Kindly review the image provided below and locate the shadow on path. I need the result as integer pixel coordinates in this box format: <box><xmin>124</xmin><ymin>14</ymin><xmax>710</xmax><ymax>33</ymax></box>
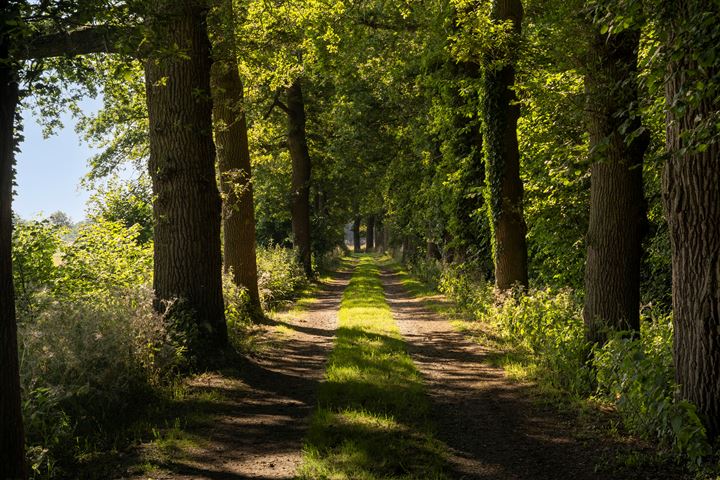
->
<box><xmin>382</xmin><ymin>268</ymin><xmax>686</xmax><ymax>480</ymax></box>
<box><xmin>121</xmin><ymin>269</ymin><xmax>351</xmax><ymax>480</ymax></box>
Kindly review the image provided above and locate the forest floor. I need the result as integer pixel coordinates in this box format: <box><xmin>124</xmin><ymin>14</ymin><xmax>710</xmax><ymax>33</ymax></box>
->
<box><xmin>116</xmin><ymin>255</ymin><xmax>690</xmax><ymax>480</ymax></box>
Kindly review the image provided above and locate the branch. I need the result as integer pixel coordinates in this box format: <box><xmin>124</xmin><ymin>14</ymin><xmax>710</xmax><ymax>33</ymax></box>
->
<box><xmin>264</xmin><ymin>91</ymin><xmax>290</xmax><ymax>119</ymax></box>
<box><xmin>16</xmin><ymin>25</ymin><xmax>139</xmax><ymax>60</ymax></box>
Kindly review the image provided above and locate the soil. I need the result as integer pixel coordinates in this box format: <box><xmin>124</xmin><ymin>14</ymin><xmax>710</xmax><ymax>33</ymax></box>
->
<box><xmin>381</xmin><ymin>267</ymin><xmax>689</xmax><ymax>480</ymax></box>
<box><xmin>120</xmin><ymin>269</ymin><xmax>350</xmax><ymax>480</ymax></box>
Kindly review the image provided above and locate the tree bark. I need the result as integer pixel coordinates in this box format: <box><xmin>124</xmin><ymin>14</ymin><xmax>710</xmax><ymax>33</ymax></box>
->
<box><xmin>209</xmin><ymin>0</ymin><xmax>260</xmax><ymax>310</ymax></box>
<box><xmin>483</xmin><ymin>0</ymin><xmax>528</xmax><ymax>290</ymax></box>
<box><xmin>145</xmin><ymin>0</ymin><xmax>227</xmax><ymax>351</ymax></box>
<box><xmin>286</xmin><ymin>79</ymin><xmax>313</xmax><ymax>276</ymax></box>
<box><xmin>663</xmin><ymin>1</ymin><xmax>720</xmax><ymax>441</ymax></box>
<box><xmin>583</xmin><ymin>28</ymin><xmax>649</xmax><ymax>345</ymax></box>
<box><xmin>366</xmin><ymin>215</ymin><xmax>375</xmax><ymax>252</ymax></box>
<box><xmin>353</xmin><ymin>217</ymin><xmax>361</xmax><ymax>253</ymax></box>
<box><xmin>0</xmin><ymin>3</ymin><xmax>26</xmax><ymax>474</ymax></box>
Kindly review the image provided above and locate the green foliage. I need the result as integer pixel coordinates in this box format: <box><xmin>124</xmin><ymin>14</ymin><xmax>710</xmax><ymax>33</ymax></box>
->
<box><xmin>256</xmin><ymin>244</ymin><xmax>309</xmax><ymax>309</ymax></box>
<box><xmin>19</xmin><ymin>287</ymin><xmax>187</xmax><ymax>479</ymax></box>
<box><xmin>594</xmin><ymin>316</ymin><xmax>712</xmax><ymax>464</ymax></box>
<box><xmin>11</xmin><ymin>219</ymin><xmax>62</xmax><ymax>316</ymax></box>
<box><xmin>86</xmin><ymin>174</ymin><xmax>154</xmax><ymax>244</ymax></box>
<box><xmin>54</xmin><ymin>219</ymin><xmax>152</xmax><ymax>300</ymax></box>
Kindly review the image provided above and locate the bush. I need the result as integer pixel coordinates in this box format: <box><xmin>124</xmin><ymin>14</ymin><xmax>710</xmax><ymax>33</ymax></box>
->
<box><xmin>19</xmin><ymin>287</ymin><xmax>186</xmax><ymax>478</ymax></box>
<box><xmin>256</xmin><ymin>244</ymin><xmax>308</xmax><ymax>309</ymax></box>
<box><xmin>594</xmin><ymin>314</ymin><xmax>711</xmax><ymax>464</ymax></box>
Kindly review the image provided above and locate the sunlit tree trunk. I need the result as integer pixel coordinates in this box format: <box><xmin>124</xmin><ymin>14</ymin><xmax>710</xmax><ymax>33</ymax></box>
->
<box><xmin>145</xmin><ymin>0</ymin><xmax>227</xmax><ymax>350</ymax></box>
<box><xmin>662</xmin><ymin>0</ymin><xmax>720</xmax><ymax>441</ymax></box>
<box><xmin>583</xmin><ymin>27</ymin><xmax>648</xmax><ymax>345</ymax></box>
<box><xmin>483</xmin><ymin>0</ymin><xmax>528</xmax><ymax>290</ymax></box>
<box><xmin>287</xmin><ymin>80</ymin><xmax>313</xmax><ymax>276</ymax></box>
<box><xmin>210</xmin><ymin>0</ymin><xmax>260</xmax><ymax>310</ymax></box>
<box><xmin>0</xmin><ymin>3</ymin><xmax>26</xmax><ymax>474</ymax></box>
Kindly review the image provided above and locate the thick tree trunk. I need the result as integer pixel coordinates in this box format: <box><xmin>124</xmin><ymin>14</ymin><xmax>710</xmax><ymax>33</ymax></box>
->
<box><xmin>353</xmin><ymin>217</ymin><xmax>361</xmax><ymax>253</ymax></box>
<box><xmin>366</xmin><ymin>215</ymin><xmax>375</xmax><ymax>252</ymax></box>
<box><xmin>483</xmin><ymin>0</ymin><xmax>528</xmax><ymax>290</ymax></box>
<box><xmin>286</xmin><ymin>80</ymin><xmax>313</xmax><ymax>276</ymax></box>
<box><xmin>0</xmin><ymin>6</ymin><xmax>26</xmax><ymax>474</ymax></box>
<box><xmin>145</xmin><ymin>0</ymin><xmax>227</xmax><ymax>350</ymax></box>
<box><xmin>583</xmin><ymin>28</ymin><xmax>649</xmax><ymax>345</ymax></box>
<box><xmin>663</xmin><ymin>1</ymin><xmax>720</xmax><ymax>440</ymax></box>
<box><xmin>209</xmin><ymin>0</ymin><xmax>260</xmax><ymax>310</ymax></box>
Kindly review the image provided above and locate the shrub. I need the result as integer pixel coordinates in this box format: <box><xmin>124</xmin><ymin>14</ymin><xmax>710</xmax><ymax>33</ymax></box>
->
<box><xmin>19</xmin><ymin>287</ymin><xmax>186</xmax><ymax>478</ymax></box>
<box><xmin>594</xmin><ymin>314</ymin><xmax>711</xmax><ymax>464</ymax></box>
<box><xmin>11</xmin><ymin>219</ymin><xmax>63</xmax><ymax>317</ymax></box>
<box><xmin>54</xmin><ymin>219</ymin><xmax>152</xmax><ymax>300</ymax></box>
<box><xmin>256</xmin><ymin>244</ymin><xmax>308</xmax><ymax>309</ymax></box>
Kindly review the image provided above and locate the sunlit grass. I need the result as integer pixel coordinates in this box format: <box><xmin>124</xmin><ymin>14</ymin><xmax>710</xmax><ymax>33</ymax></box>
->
<box><xmin>298</xmin><ymin>255</ymin><xmax>449</xmax><ymax>479</ymax></box>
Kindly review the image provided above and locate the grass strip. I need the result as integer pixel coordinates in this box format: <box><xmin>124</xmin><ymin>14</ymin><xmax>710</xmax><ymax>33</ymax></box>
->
<box><xmin>298</xmin><ymin>255</ymin><xmax>449</xmax><ymax>480</ymax></box>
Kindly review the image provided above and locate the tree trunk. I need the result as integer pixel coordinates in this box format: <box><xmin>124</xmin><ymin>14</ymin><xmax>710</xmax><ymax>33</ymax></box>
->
<box><xmin>353</xmin><ymin>217</ymin><xmax>361</xmax><ymax>253</ymax></box>
<box><xmin>366</xmin><ymin>215</ymin><xmax>375</xmax><ymax>252</ymax></box>
<box><xmin>483</xmin><ymin>0</ymin><xmax>528</xmax><ymax>290</ymax></box>
<box><xmin>663</xmin><ymin>1</ymin><xmax>720</xmax><ymax>441</ymax></box>
<box><xmin>209</xmin><ymin>0</ymin><xmax>260</xmax><ymax>310</ymax></box>
<box><xmin>583</xmin><ymin>28</ymin><xmax>649</xmax><ymax>345</ymax></box>
<box><xmin>145</xmin><ymin>0</ymin><xmax>227</xmax><ymax>351</ymax></box>
<box><xmin>0</xmin><ymin>5</ymin><xmax>26</xmax><ymax>474</ymax></box>
<box><xmin>286</xmin><ymin>79</ymin><xmax>313</xmax><ymax>276</ymax></box>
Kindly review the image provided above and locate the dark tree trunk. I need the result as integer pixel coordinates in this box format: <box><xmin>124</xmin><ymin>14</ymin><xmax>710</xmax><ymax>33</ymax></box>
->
<box><xmin>209</xmin><ymin>0</ymin><xmax>260</xmax><ymax>310</ymax></box>
<box><xmin>145</xmin><ymin>0</ymin><xmax>227</xmax><ymax>350</ymax></box>
<box><xmin>583</xmin><ymin>28</ymin><xmax>649</xmax><ymax>345</ymax></box>
<box><xmin>0</xmin><ymin>5</ymin><xmax>26</xmax><ymax>474</ymax></box>
<box><xmin>483</xmin><ymin>0</ymin><xmax>528</xmax><ymax>290</ymax></box>
<box><xmin>366</xmin><ymin>215</ymin><xmax>375</xmax><ymax>252</ymax></box>
<box><xmin>286</xmin><ymin>79</ymin><xmax>313</xmax><ymax>276</ymax></box>
<box><xmin>353</xmin><ymin>217</ymin><xmax>361</xmax><ymax>253</ymax></box>
<box><xmin>663</xmin><ymin>1</ymin><xmax>720</xmax><ymax>441</ymax></box>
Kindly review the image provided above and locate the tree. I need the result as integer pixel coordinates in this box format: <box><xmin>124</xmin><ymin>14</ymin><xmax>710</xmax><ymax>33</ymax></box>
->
<box><xmin>48</xmin><ymin>210</ymin><xmax>73</xmax><ymax>228</ymax></box>
<box><xmin>661</xmin><ymin>0</ymin><xmax>720</xmax><ymax>440</ymax></box>
<box><xmin>353</xmin><ymin>217</ymin><xmax>361</xmax><ymax>253</ymax></box>
<box><xmin>286</xmin><ymin>79</ymin><xmax>313</xmax><ymax>276</ymax></box>
<box><xmin>366</xmin><ymin>215</ymin><xmax>375</xmax><ymax>252</ymax></box>
<box><xmin>0</xmin><ymin>1</ymin><xmax>26</xmax><ymax>477</ymax></box>
<box><xmin>209</xmin><ymin>0</ymin><xmax>261</xmax><ymax>309</ymax></box>
<box><xmin>582</xmin><ymin>12</ymin><xmax>649</xmax><ymax>345</ymax></box>
<box><xmin>144</xmin><ymin>0</ymin><xmax>227</xmax><ymax>350</ymax></box>
<box><xmin>481</xmin><ymin>0</ymin><xmax>528</xmax><ymax>290</ymax></box>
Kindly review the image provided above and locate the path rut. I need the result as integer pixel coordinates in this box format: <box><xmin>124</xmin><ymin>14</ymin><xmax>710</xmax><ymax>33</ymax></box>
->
<box><xmin>124</xmin><ymin>270</ymin><xmax>349</xmax><ymax>480</ymax></box>
<box><xmin>382</xmin><ymin>268</ymin><xmax>685</xmax><ymax>480</ymax></box>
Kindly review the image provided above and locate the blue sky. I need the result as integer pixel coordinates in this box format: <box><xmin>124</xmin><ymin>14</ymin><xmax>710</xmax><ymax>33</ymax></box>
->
<box><xmin>14</xmin><ymin>98</ymin><xmax>101</xmax><ymax>222</ymax></box>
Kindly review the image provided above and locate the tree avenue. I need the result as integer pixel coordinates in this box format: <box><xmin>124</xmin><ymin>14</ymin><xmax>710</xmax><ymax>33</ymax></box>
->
<box><xmin>1</xmin><ymin>0</ymin><xmax>720</xmax><ymax>476</ymax></box>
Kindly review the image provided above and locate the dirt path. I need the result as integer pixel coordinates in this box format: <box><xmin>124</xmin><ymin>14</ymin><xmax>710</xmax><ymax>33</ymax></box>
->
<box><xmin>381</xmin><ymin>268</ymin><xmax>685</xmax><ymax>480</ymax></box>
<box><xmin>125</xmin><ymin>270</ymin><xmax>349</xmax><ymax>480</ymax></box>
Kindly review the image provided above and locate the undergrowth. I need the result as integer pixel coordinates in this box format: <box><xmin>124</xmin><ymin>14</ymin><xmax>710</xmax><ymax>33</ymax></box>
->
<box><xmin>299</xmin><ymin>255</ymin><xmax>449</xmax><ymax>479</ymax></box>
<box><xmin>13</xmin><ymin>219</ymin><xmax>310</xmax><ymax>479</ymax></box>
